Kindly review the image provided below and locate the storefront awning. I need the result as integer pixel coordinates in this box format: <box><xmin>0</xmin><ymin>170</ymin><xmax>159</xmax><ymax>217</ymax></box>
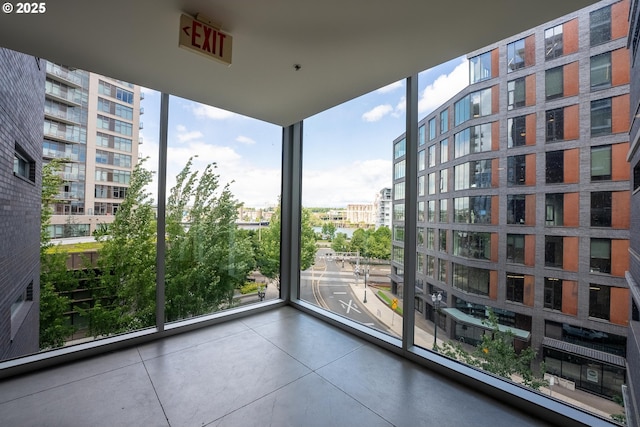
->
<box><xmin>442</xmin><ymin>308</ymin><xmax>531</xmax><ymax>341</ymax></box>
<box><xmin>542</xmin><ymin>337</ymin><xmax>626</xmax><ymax>368</ymax></box>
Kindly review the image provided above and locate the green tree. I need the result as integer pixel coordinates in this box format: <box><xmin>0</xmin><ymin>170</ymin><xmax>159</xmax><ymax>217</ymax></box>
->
<box><xmin>165</xmin><ymin>158</ymin><xmax>256</xmax><ymax>320</ymax></box>
<box><xmin>368</xmin><ymin>226</ymin><xmax>391</xmax><ymax>260</ymax></box>
<box><xmin>258</xmin><ymin>204</ymin><xmax>317</xmax><ymax>285</ymax></box>
<box><xmin>331</xmin><ymin>232</ymin><xmax>348</xmax><ymax>253</ymax></box>
<box><xmin>39</xmin><ymin>159</ymin><xmax>77</xmax><ymax>349</ymax></box>
<box><xmin>321</xmin><ymin>222</ymin><xmax>336</xmax><ymax>240</ymax></box>
<box><xmin>348</xmin><ymin>228</ymin><xmax>367</xmax><ymax>256</ymax></box>
<box><xmin>89</xmin><ymin>159</ymin><xmax>156</xmax><ymax>335</ymax></box>
<box><xmin>437</xmin><ymin>310</ymin><xmax>546</xmax><ymax>390</ymax></box>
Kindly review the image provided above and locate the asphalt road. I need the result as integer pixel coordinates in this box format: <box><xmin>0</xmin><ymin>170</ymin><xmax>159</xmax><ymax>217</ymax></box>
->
<box><xmin>300</xmin><ymin>248</ymin><xmax>389</xmax><ymax>332</ymax></box>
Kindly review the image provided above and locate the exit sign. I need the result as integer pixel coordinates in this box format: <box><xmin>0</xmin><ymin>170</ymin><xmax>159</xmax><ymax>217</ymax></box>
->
<box><xmin>179</xmin><ymin>14</ymin><xmax>232</xmax><ymax>65</ymax></box>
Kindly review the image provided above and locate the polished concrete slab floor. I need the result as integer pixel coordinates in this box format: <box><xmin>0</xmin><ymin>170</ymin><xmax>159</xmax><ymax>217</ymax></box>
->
<box><xmin>0</xmin><ymin>307</ymin><xmax>552</xmax><ymax>427</ymax></box>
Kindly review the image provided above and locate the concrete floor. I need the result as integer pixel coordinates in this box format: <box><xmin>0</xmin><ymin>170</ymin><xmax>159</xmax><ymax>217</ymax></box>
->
<box><xmin>0</xmin><ymin>307</ymin><xmax>575</xmax><ymax>427</ymax></box>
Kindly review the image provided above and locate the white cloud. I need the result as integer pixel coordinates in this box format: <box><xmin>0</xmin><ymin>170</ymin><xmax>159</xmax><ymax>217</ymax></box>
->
<box><xmin>191</xmin><ymin>103</ymin><xmax>238</xmax><ymax>120</ymax></box>
<box><xmin>302</xmin><ymin>159</ymin><xmax>391</xmax><ymax>207</ymax></box>
<box><xmin>376</xmin><ymin>81</ymin><xmax>403</xmax><ymax>94</ymax></box>
<box><xmin>418</xmin><ymin>58</ymin><xmax>469</xmax><ymax>116</ymax></box>
<box><xmin>236</xmin><ymin>135</ymin><xmax>256</xmax><ymax>145</ymax></box>
<box><xmin>362</xmin><ymin>104</ymin><xmax>393</xmax><ymax>122</ymax></box>
<box><xmin>176</xmin><ymin>129</ymin><xmax>204</xmax><ymax>143</ymax></box>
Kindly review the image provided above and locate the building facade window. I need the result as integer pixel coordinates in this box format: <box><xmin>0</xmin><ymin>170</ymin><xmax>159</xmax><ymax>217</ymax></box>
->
<box><xmin>590</xmin><ymin>5</ymin><xmax>611</xmax><ymax>47</ymax></box>
<box><xmin>453</xmin><ymin>231</ymin><xmax>491</xmax><ymax>260</ymax></box>
<box><xmin>454</xmin><ymin>88</ymin><xmax>492</xmax><ymax>126</ymax></box>
<box><xmin>546</xmin><ymin>108</ymin><xmax>564</xmax><ymax>142</ymax></box>
<box><xmin>507</xmin><ymin>155</ymin><xmax>526</xmax><ymax>186</ymax></box>
<box><xmin>507</xmin><ymin>38</ymin><xmax>525</xmax><ymax>72</ymax></box>
<box><xmin>454</xmin><ymin>160</ymin><xmax>493</xmax><ymax>190</ymax></box>
<box><xmin>470</xmin><ymin>51</ymin><xmax>492</xmax><ymax>83</ymax></box>
<box><xmin>393</xmin><ymin>204</ymin><xmax>404</xmax><ymax>221</ymax></box>
<box><xmin>440</xmin><ymin>199</ymin><xmax>448</xmax><ymax>222</ymax></box>
<box><xmin>507</xmin><ymin>194</ymin><xmax>526</xmax><ymax>224</ymax></box>
<box><xmin>428</xmin><ymin>173</ymin><xmax>436</xmax><ymax>195</ymax></box>
<box><xmin>546</xmin><ymin>151</ymin><xmax>564</xmax><ymax>184</ymax></box>
<box><xmin>419</xmin><ymin>125</ymin><xmax>425</xmax><ymax>146</ymax></box>
<box><xmin>545</xmin><ymin>236</ymin><xmax>563</xmax><ymax>268</ymax></box>
<box><xmin>591</xmin><ymin>145</ymin><xmax>612</xmax><ymax>181</ymax></box>
<box><xmin>589</xmin><ymin>285</ymin><xmax>610</xmax><ymax>320</ymax></box>
<box><xmin>440</xmin><ymin>139</ymin><xmax>448</xmax><ymax>163</ymax></box>
<box><xmin>507</xmin><ymin>78</ymin><xmax>525</xmax><ymax>110</ymax></box>
<box><xmin>394</xmin><ymin>160</ymin><xmax>405</xmax><ymax>179</ymax></box>
<box><xmin>419</xmin><ymin>150</ymin><xmax>425</xmax><ymax>171</ymax></box>
<box><xmin>429</xmin><ymin>118</ymin><xmax>436</xmax><ymax>141</ymax></box>
<box><xmin>508</xmin><ymin>116</ymin><xmax>527</xmax><ymax>147</ymax></box>
<box><xmin>545</xmin><ymin>193</ymin><xmax>564</xmax><ymax>226</ymax></box>
<box><xmin>590</xmin><ymin>98</ymin><xmax>612</xmax><ymax>136</ymax></box>
<box><xmin>393</xmin><ymin>182</ymin><xmax>405</xmax><ymax>200</ymax></box>
<box><xmin>418</xmin><ymin>201</ymin><xmax>425</xmax><ymax>222</ymax></box>
<box><xmin>452</xmin><ymin>264</ymin><xmax>490</xmax><ymax>296</ymax></box>
<box><xmin>394</xmin><ymin>138</ymin><xmax>406</xmax><ymax>159</ymax></box>
<box><xmin>454</xmin><ymin>124</ymin><xmax>492</xmax><ymax>158</ymax></box>
<box><xmin>506</xmin><ymin>273</ymin><xmax>524</xmax><ymax>303</ymax></box>
<box><xmin>440</xmin><ymin>109</ymin><xmax>449</xmax><ymax>134</ymax></box>
<box><xmin>545</xmin><ymin>24</ymin><xmax>564</xmax><ymax>59</ymax></box>
<box><xmin>591</xmin><ymin>191</ymin><xmax>612</xmax><ymax>227</ymax></box>
<box><xmin>427</xmin><ymin>200</ymin><xmax>435</xmax><ymax>222</ymax></box>
<box><xmin>545</xmin><ymin>66</ymin><xmax>563</xmax><ymax>100</ymax></box>
<box><xmin>544</xmin><ymin>278</ymin><xmax>563</xmax><ymax>310</ymax></box>
<box><xmin>454</xmin><ymin>196</ymin><xmax>491</xmax><ymax>224</ymax></box>
<box><xmin>13</xmin><ymin>144</ymin><xmax>35</xmax><ymax>183</ymax></box>
<box><xmin>590</xmin><ymin>238</ymin><xmax>611</xmax><ymax>274</ymax></box>
<box><xmin>418</xmin><ymin>175</ymin><xmax>425</xmax><ymax>197</ymax></box>
<box><xmin>428</xmin><ymin>144</ymin><xmax>436</xmax><ymax>167</ymax></box>
<box><xmin>440</xmin><ymin>169</ymin><xmax>448</xmax><ymax>193</ymax></box>
<box><xmin>590</xmin><ymin>52</ymin><xmax>611</xmax><ymax>90</ymax></box>
<box><xmin>506</xmin><ymin>234</ymin><xmax>525</xmax><ymax>264</ymax></box>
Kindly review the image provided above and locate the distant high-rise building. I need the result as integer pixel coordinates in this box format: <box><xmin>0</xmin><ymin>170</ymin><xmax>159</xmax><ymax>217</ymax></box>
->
<box><xmin>374</xmin><ymin>187</ymin><xmax>392</xmax><ymax>229</ymax></box>
<box><xmin>43</xmin><ymin>64</ymin><xmax>142</xmax><ymax>237</ymax></box>
<box><xmin>0</xmin><ymin>48</ymin><xmax>46</xmax><ymax>359</ymax></box>
<box><xmin>392</xmin><ymin>0</ymin><xmax>630</xmax><ymax>401</ymax></box>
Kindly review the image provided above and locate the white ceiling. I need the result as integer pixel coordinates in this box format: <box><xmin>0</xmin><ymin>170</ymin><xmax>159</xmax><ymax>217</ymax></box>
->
<box><xmin>0</xmin><ymin>0</ymin><xmax>596</xmax><ymax>126</ymax></box>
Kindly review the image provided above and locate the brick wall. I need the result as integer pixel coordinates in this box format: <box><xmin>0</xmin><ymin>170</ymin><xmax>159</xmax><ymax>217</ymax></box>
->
<box><xmin>0</xmin><ymin>48</ymin><xmax>46</xmax><ymax>359</ymax></box>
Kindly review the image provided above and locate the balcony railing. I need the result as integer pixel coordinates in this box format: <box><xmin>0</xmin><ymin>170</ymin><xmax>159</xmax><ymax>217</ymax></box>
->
<box><xmin>45</xmin><ymin>62</ymin><xmax>83</xmax><ymax>87</ymax></box>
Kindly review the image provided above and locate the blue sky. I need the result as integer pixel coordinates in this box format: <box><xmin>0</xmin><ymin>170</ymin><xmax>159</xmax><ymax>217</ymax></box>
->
<box><xmin>139</xmin><ymin>56</ymin><xmax>469</xmax><ymax>208</ymax></box>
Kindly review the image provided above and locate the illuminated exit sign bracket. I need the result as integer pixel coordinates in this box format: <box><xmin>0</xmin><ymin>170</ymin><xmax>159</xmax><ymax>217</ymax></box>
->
<box><xmin>179</xmin><ymin>13</ymin><xmax>233</xmax><ymax>66</ymax></box>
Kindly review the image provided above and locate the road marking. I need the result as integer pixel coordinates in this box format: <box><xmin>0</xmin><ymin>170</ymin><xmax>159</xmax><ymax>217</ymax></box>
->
<box><xmin>339</xmin><ymin>299</ymin><xmax>361</xmax><ymax>314</ymax></box>
<box><xmin>363</xmin><ymin>323</ymin><xmax>375</xmax><ymax>326</ymax></box>
<box><xmin>333</xmin><ymin>292</ymin><xmax>347</xmax><ymax>295</ymax></box>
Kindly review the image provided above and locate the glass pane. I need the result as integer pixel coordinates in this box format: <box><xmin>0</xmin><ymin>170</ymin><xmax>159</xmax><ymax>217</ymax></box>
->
<box><xmin>162</xmin><ymin>95</ymin><xmax>282</xmax><ymax>322</ymax></box>
<box><xmin>301</xmin><ymin>79</ymin><xmax>405</xmax><ymax>338</ymax></box>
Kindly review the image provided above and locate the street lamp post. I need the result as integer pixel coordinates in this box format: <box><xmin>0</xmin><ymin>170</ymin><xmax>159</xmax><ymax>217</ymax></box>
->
<box><xmin>431</xmin><ymin>292</ymin><xmax>442</xmax><ymax>349</ymax></box>
<box><xmin>363</xmin><ymin>262</ymin><xmax>369</xmax><ymax>303</ymax></box>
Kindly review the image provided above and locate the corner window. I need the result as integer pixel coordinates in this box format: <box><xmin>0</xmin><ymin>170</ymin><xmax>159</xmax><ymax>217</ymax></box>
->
<box><xmin>470</xmin><ymin>51</ymin><xmax>492</xmax><ymax>84</ymax></box>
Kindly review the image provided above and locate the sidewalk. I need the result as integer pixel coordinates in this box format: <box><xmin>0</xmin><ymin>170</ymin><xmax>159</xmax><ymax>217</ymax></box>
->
<box><xmin>346</xmin><ymin>275</ymin><xmax>624</xmax><ymax>420</ymax></box>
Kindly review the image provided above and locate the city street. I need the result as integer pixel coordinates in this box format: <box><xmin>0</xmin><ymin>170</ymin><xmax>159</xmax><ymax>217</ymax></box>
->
<box><xmin>300</xmin><ymin>248</ymin><xmax>390</xmax><ymax>333</ymax></box>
